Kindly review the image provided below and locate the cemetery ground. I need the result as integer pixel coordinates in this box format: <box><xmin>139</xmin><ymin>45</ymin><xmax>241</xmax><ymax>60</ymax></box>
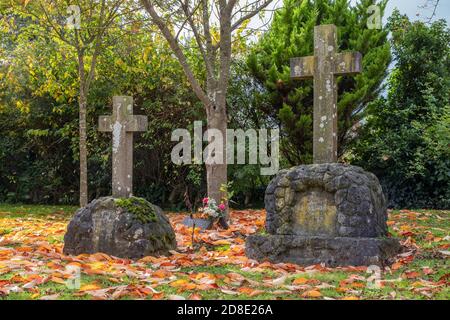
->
<box><xmin>0</xmin><ymin>205</ymin><xmax>448</xmax><ymax>300</ymax></box>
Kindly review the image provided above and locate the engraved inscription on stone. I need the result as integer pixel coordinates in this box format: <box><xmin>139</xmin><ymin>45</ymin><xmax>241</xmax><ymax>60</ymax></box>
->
<box><xmin>293</xmin><ymin>189</ymin><xmax>337</xmax><ymax>236</ymax></box>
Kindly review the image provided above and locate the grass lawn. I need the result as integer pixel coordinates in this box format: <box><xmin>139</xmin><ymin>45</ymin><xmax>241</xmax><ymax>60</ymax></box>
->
<box><xmin>0</xmin><ymin>204</ymin><xmax>448</xmax><ymax>300</ymax></box>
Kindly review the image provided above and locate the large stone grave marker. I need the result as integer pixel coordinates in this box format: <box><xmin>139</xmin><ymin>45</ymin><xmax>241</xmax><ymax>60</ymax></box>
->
<box><xmin>245</xmin><ymin>26</ymin><xmax>400</xmax><ymax>266</ymax></box>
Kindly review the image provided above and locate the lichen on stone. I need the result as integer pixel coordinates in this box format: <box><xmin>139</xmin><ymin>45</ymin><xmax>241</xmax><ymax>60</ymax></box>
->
<box><xmin>115</xmin><ymin>197</ymin><xmax>157</xmax><ymax>223</ymax></box>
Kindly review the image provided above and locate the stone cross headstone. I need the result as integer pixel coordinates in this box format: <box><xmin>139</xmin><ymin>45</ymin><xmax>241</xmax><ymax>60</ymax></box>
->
<box><xmin>245</xmin><ymin>25</ymin><xmax>400</xmax><ymax>267</ymax></box>
<box><xmin>290</xmin><ymin>24</ymin><xmax>362</xmax><ymax>164</ymax></box>
<box><xmin>99</xmin><ymin>96</ymin><xmax>148</xmax><ymax>198</ymax></box>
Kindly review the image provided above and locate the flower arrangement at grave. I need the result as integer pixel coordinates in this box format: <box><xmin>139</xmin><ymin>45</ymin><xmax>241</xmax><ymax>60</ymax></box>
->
<box><xmin>183</xmin><ymin>183</ymin><xmax>232</xmax><ymax>234</ymax></box>
<box><xmin>198</xmin><ymin>197</ymin><xmax>227</xmax><ymax>221</ymax></box>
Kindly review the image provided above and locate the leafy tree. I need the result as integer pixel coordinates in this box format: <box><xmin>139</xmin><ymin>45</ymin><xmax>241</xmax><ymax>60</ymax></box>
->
<box><xmin>9</xmin><ymin>0</ymin><xmax>126</xmax><ymax>206</ymax></box>
<box><xmin>351</xmin><ymin>11</ymin><xmax>450</xmax><ymax>208</ymax></box>
<box><xmin>0</xmin><ymin>8</ymin><xmax>205</xmax><ymax>206</ymax></box>
<box><xmin>139</xmin><ymin>0</ymin><xmax>274</xmax><ymax>215</ymax></box>
<box><xmin>247</xmin><ymin>0</ymin><xmax>391</xmax><ymax>165</ymax></box>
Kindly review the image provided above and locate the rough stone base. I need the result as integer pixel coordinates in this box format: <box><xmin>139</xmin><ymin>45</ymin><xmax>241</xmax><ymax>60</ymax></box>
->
<box><xmin>64</xmin><ymin>197</ymin><xmax>176</xmax><ymax>259</ymax></box>
<box><xmin>246</xmin><ymin>235</ymin><xmax>401</xmax><ymax>267</ymax></box>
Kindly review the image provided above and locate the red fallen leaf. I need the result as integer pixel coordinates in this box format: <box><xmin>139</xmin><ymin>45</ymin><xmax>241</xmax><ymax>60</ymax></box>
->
<box><xmin>349</xmin><ymin>282</ymin><xmax>366</xmax><ymax>288</ymax></box>
<box><xmin>439</xmin><ymin>273</ymin><xmax>450</xmax><ymax>282</ymax></box>
<box><xmin>342</xmin><ymin>266</ymin><xmax>368</xmax><ymax>272</ymax></box>
<box><xmin>306</xmin><ymin>279</ymin><xmax>321</xmax><ymax>286</ymax></box>
<box><xmin>159</xmin><ymin>262</ymin><xmax>175</xmax><ymax>267</ymax></box>
<box><xmin>138</xmin><ymin>287</ymin><xmax>155</xmax><ymax>296</ymax></box>
<box><xmin>403</xmin><ymin>271</ymin><xmax>421</xmax><ymax>279</ymax></box>
<box><xmin>0</xmin><ymin>280</ymin><xmax>11</xmax><ymax>287</ymax></box>
<box><xmin>152</xmin><ymin>292</ymin><xmax>165</xmax><ymax>300</ymax></box>
<box><xmin>422</xmin><ymin>268</ymin><xmax>434</xmax><ymax>275</ymax></box>
<box><xmin>400</xmin><ymin>231</ymin><xmax>415</xmax><ymax>237</ymax></box>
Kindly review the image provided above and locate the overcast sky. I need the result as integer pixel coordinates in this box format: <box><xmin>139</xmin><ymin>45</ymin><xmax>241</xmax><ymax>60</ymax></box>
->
<box><xmin>252</xmin><ymin>0</ymin><xmax>449</xmax><ymax>30</ymax></box>
<box><xmin>367</xmin><ymin>0</ymin><xmax>449</xmax><ymax>23</ymax></box>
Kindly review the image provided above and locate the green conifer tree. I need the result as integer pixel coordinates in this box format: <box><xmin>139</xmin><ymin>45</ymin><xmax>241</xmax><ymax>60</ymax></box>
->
<box><xmin>247</xmin><ymin>0</ymin><xmax>391</xmax><ymax>164</ymax></box>
<box><xmin>352</xmin><ymin>12</ymin><xmax>450</xmax><ymax>208</ymax></box>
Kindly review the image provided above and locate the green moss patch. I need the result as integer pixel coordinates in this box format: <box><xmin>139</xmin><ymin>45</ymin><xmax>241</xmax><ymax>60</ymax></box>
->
<box><xmin>115</xmin><ymin>197</ymin><xmax>157</xmax><ymax>223</ymax></box>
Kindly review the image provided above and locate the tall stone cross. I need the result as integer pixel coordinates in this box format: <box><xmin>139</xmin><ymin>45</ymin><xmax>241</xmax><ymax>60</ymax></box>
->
<box><xmin>99</xmin><ymin>96</ymin><xmax>148</xmax><ymax>198</ymax></box>
<box><xmin>290</xmin><ymin>24</ymin><xmax>362</xmax><ymax>163</ymax></box>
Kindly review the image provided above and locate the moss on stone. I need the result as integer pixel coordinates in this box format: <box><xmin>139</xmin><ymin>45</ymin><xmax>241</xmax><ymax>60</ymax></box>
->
<box><xmin>115</xmin><ymin>197</ymin><xmax>157</xmax><ymax>223</ymax></box>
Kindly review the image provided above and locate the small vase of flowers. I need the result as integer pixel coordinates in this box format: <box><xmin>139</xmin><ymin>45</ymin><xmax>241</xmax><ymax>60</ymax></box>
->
<box><xmin>198</xmin><ymin>197</ymin><xmax>227</xmax><ymax>228</ymax></box>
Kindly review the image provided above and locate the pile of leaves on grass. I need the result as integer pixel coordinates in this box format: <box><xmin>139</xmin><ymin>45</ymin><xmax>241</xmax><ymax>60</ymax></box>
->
<box><xmin>0</xmin><ymin>208</ymin><xmax>448</xmax><ymax>300</ymax></box>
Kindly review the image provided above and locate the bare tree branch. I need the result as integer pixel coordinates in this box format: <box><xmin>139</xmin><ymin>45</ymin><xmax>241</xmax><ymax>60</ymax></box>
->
<box><xmin>179</xmin><ymin>0</ymin><xmax>216</xmax><ymax>79</ymax></box>
<box><xmin>418</xmin><ymin>0</ymin><xmax>440</xmax><ymax>23</ymax></box>
<box><xmin>231</xmin><ymin>0</ymin><xmax>273</xmax><ymax>31</ymax></box>
<box><xmin>140</xmin><ymin>0</ymin><xmax>211</xmax><ymax>108</ymax></box>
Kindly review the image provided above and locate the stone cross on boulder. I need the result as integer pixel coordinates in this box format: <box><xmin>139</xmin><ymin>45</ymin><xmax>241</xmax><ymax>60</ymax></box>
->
<box><xmin>290</xmin><ymin>24</ymin><xmax>361</xmax><ymax>163</ymax></box>
<box><xmin>245</xmin><ymin>25</ymin><xmax>400</xmax><ymax>267</ymax></box>
<box><xmin>99</xmin><ymin>96</ymin><xmax>148</xmax><ymax>198</ymax></box>
<box><xmin>64</xmin><ymin>96</ymin><xmax>177</xmax><ymax>259</ymax></box>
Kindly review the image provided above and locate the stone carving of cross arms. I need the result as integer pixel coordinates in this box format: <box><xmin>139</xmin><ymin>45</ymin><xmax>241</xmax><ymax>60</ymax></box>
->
<box><xmin>290</xmin><ymin>24</ymin><xmax>362</xmax><ymax>164</ymax></box>
<box><xmin>99</xmin><ymin>96</ymin><xmax>148</xmax><ymax>198</ymax></box>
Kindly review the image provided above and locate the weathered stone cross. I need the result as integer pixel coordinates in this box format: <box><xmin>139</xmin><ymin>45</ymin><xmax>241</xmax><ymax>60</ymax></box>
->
<box><xmin>291</xmin><ymin>24</ymin><xmax>362</xmax><ymax>164</ymax></box>
<box><xmin>99</xmin><ymin>96</ymin><xmax>148</xmax><ymax>198</ymax></box>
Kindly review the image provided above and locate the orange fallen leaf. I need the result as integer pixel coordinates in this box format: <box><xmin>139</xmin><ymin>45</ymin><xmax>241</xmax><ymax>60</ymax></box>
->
<box><xmin>391</xmin><ymin>262</ymin><xmax>403</xmax><ymax>270</ymax></box>
<box><xmin>50</xmin><ymin>276</ymin><xmax>66</xmax><ymax>285</ymax></box>
<box><xmin>302</xmin><ymin>290</ymin><xmax>322</xmax><ymax>298</ymax></box>
<box><xmin>79</xmin><ymin>284</ymin><xmax>102</xmax><ymax>292</ymax></box>
<box><xmin>342</xmin><ymin>296</ymin><xmax>360</xmax><ymax>300</ymax></box>
<box><xmin>211</xmin><ymin>239</ymin><xmax>231</xmax><ymax>246</ymax></box>
<box><xmin>292</xmin><ymin>277</ymin><xmax>309</xmax><ymax>285</ymax></box>
<box><xmin>170</xmin><ymin>279</ymin><xmax>189</xmax><ymax>287</ymax></box>
<box><xmin>152</xmin><ymin>269</ymin><xmax>172</xmax><ymax>278</ymax></box>
<box><xmin>10</xmin><ymin>275</ymin><xmax>27</xmax><ymax>283</ymax></box>
<box><xmin>350</xmin><ymin>282</ymin><xmax>366</xmax><ymax>288</ymax></box>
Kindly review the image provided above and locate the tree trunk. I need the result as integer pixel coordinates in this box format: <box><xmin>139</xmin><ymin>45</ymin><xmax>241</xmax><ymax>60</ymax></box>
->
<box><xmin>79</xmin><ymin>88</ymin><xmax>88</xmax><ymax>207</ymax></box>
<box><xmin>205</xmin><ymin>112</ymin><xmax>227</xmax><ymax>204</ymax></box>
<box><xmin>78</xmin><ymin>52</ymin><xmax>88</xmax><ymax>208</ymax></box>
<box><xmin>206</xmin><ymin>88</ymin><xmax>228</xmax><ymax>225</ymax></box>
